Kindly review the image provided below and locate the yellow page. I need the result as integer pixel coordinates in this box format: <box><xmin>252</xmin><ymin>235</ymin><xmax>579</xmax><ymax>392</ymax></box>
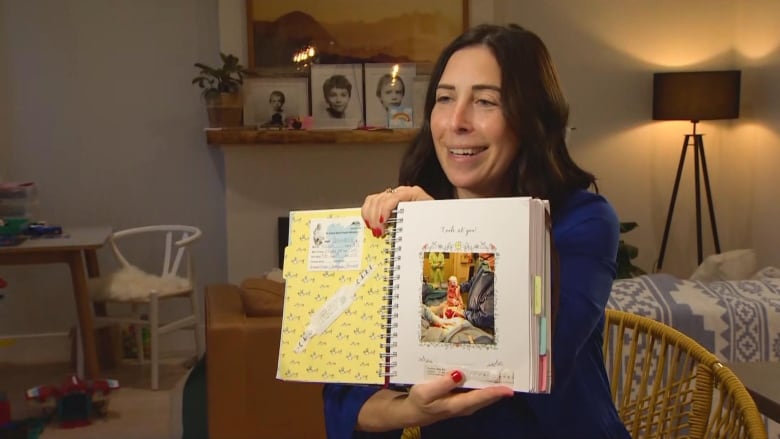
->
<box><xmin>277</xmin><ymin>207</ymin><xmax>390</xmax><ymax>385</ymax></box>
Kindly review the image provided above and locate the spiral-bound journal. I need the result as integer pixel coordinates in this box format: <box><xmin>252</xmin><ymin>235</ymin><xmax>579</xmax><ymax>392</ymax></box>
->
<box><xmin>276</xmin><ymin>197</ymin><xmax>552</xmax><ymax>393</ymax></box>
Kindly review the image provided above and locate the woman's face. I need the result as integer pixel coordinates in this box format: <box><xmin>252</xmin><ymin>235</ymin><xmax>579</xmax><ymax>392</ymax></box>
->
<box><xmin>326</xmin><ymin>87</ymin><xmax>350</xmax><ymax>113</ymax></box>
<box><xmin>431</xmin><ymin>45</ymin><xmax>518</xmax><ymax>199</ymax></box>
<box><xmin>379</xmin><ymin>81</ymin><xmax>404</xmax><ymax>108</ymax></box>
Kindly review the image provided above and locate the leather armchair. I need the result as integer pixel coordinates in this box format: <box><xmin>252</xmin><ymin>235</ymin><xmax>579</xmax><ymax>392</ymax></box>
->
<box><xmin>205</xmin><ymin>281</ymin><xmax>325</xmax><ymax>439</ymax></box>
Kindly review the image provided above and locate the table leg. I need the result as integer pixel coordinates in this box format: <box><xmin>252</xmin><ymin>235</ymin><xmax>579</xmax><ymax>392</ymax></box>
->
<box><xmin>67</xmin><ymin>251</ymin><xmax>100</xmax><ymax>378</ymax></box>
<box><xmin>84</xmin><ymin>249</ymin><xmax>106</xmax><ymax>317</ymax></box>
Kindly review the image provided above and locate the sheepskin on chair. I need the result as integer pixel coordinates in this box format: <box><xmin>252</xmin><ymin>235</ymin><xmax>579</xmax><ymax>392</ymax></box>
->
<box><xmin>90</xmin><ymin>265</ymin><xmax>191</xmax><ymax>301</ymax></box>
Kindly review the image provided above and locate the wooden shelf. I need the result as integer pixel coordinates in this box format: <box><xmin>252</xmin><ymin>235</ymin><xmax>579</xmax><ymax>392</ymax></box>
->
<box><xmin>206</xmin><ymin>127</ymin><xmax>419</xmax><ymax>145</ymax></box>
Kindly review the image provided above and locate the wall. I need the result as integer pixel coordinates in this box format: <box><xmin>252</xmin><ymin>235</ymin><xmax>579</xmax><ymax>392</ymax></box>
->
<box><xmin>219</xmin><ymin>0</ymin><xmax>780</xmax><ymax>280</ymax></box>
<box><xmin>491</xmin><ymin>0</ymin><xmax>780</xmax><ymax>277</ymax></box>
<box><xmin>0</xmin><ymin>0</ymin><xmax>227</xmax><ymax>362</ymax></box>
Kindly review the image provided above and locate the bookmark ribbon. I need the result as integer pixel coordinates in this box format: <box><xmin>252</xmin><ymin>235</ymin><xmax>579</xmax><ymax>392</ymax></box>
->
<box><xmin>294</xmin><ymin>265</ymin><xmax>375</xmax><ymax>353</ymax></box>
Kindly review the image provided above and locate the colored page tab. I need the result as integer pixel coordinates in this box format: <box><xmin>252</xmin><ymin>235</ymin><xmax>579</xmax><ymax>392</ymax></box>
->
<box><xmin>539</xmin><ymin>316</ymin><xmax>547</xmax><ymax>354</ymax></box>
<box><xmin>534</xmin><ymin>275</ymin><xmax>542</xmax><ymax>315</ymax></box>
<box><xmin>539</xmin><ymin>354</ymin><xmax>549</xmax><ymax>392</ymax></box>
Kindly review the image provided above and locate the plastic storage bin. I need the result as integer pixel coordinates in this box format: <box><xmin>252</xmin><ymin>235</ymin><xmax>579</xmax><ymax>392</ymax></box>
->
<box><xmin>0</xmin><ymin>182</ymin><xmax>39</xmax><ymax>220</ymax></box>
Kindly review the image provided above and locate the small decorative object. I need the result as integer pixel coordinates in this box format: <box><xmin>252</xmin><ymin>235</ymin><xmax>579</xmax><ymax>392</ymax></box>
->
<box><xmin>310</xmin><ymin>64</ymin><xmax>364</xmax><ymax>129</ymax></box>
<box><xmin>364</xmin><ymin>63</ymin><xmax>416</xmax><ymax>128</ymax></box>
<box><xmin>192</xmin><ymin>52</ymin><xmax>249</xmax><ymax>127</ymax></box>
<box><xmin>616</xmin><ymin>221</ymin><xmax>647</xmax><ymax>279</ymax></box>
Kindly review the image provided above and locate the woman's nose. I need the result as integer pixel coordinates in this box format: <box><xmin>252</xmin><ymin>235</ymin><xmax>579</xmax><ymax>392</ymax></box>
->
<box><xmin>450</xmin><ymin>100</ymin><xmax>473</xmax><ymax>133</ymax></box>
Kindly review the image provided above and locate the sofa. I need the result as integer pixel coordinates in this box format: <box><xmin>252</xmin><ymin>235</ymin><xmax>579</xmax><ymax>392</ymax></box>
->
<box><xmin>205</xmin><ymin>278</ymin><xmax>326</xmax><ymax>439</ymax></box>
<box><xmin>608</xmin><ymin>261</ymin><xmax>780</xmax><ymax>437</ymax></box>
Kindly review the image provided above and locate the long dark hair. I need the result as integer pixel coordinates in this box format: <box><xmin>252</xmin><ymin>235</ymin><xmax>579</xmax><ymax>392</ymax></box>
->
<box><xmin>398</xmin><ymin>24</ymin><xmax>595</xmax><ymax>212</ymax></box>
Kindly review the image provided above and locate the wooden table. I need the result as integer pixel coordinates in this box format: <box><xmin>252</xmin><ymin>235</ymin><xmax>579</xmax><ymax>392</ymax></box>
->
<box><xmin>0</xmin><ymin>226</ymin><xmax>112</xmax><ymax>378</ymax></box>
<box><xmin>726</xmin><ymin>361</ymin><xmax>780</xmax><ymax>423</ymax></box>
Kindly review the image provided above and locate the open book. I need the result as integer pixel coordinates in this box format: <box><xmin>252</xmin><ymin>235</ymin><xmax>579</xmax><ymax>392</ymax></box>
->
<box><xmin>276</xmin><ymin>197</ymin><xmax>552</xmax><ymax>392</ymax></box>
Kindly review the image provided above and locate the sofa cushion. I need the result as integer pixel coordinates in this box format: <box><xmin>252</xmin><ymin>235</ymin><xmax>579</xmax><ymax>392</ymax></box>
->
<box><xmin>239</xmin><ymin>277</ymin><xmax>285</xmax><ymax>317</ymax></box>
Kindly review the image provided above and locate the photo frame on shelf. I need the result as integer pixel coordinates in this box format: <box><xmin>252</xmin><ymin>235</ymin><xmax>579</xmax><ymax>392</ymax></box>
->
<box><xmin>245</xmin><ymin>0</ymin><xmax>468</xmax><ymax>75</ymax></box>
<box><xmin>364</xmin><ymin>63</ymin><xmax>416</xmax><ymax>128</ymax></box>
<box><xmin>243</xmin><ymin>77</ymin><xmax>309</xmax><ymax>129</ymax></box>
<box><xmin>310</xmin><ymin>64</ymin><xmax>364</xmax><ymax>129</ymax></box>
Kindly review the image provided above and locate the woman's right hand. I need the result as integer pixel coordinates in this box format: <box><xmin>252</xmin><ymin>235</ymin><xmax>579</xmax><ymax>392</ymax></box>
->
<box><xmin>357</xmin><ymin>370</ymin><xmax>513</xmax><ymax>431</ymax></box>
<box><xmin>362</xmin><ymin>185</ymin><xmax>433</xmax><ymax>237</ymax></box>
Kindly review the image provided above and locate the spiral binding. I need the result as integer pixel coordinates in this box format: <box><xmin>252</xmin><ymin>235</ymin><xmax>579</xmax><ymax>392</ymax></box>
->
<box><xmin>378</xmin><ymin>208</ymin><xmax>403</xmax><ymax>379</ymax></box>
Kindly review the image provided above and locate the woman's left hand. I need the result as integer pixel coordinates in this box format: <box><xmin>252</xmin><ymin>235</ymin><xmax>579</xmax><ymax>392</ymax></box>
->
<box><xmin>362</xmin><ymin>185</ymin><xmax>433</xmax><ymax>237</ymax></box>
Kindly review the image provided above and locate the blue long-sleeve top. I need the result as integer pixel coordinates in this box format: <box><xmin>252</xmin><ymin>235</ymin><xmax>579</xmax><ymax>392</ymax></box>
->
<box><xmin>323</xmin><ymin>190</ymin><xmax>630</xmax><ymax>439</ymax></box>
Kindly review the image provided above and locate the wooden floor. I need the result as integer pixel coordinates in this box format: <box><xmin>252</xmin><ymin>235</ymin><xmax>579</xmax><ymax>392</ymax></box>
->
<box><xmin>0</xmin><ymin>358</ymin><xmax>192</xmax><ymax>439</ymax></box>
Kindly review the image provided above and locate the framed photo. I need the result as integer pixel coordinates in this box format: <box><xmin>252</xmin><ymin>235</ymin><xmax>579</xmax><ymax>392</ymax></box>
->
<box><xmin>243</xmin><ymin>77</ymin><xmax>309</xmax><ymax>128</ymax></box>
<box><xmin>310</xmin><ymin>64</ymin><xmax>364</xmax><ymax>129</ymax></box>
<box><xmin>246</xmin><ymin>0</ymin><xmax>468</xmax><ymax>74</ymax></box>
<box><xmin>364</xmin><ymin>63</ymin><xmax>416</xmax><ymax>128</ymax></box>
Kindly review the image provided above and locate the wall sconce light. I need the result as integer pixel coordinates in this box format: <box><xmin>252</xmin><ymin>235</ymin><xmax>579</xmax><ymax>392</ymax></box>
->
<box><xmin>653</xmin><ymin>70</ymin><xmax>741</xmax><ymax>270</ymax></box>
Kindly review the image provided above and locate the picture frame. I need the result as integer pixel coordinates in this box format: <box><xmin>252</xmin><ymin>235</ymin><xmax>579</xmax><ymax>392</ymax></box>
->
<box><xmin>243</xmin><ymin>77</ymin><xmax>309</xmax><ymax>129</ymax></box>
<box><xmin>310</xmin><ymin>64</ymin><xmax>364</xmax><ymax>129</ymax></box>
<box><xmin>364</xmin><ymin>63</ymin><xmax>416</xmax><ymax>128</ymax></box>
<box><xmin>246</xmin><ymin>0</ymin><xmax>469</xmax><ymax>75</ymax></box>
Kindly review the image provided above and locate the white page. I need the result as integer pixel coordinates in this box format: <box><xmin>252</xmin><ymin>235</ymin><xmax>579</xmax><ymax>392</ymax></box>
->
<box><xmin>390</xmin><ymin>197</ymin><xmax>536</xmax><ymax>391</ymax></box>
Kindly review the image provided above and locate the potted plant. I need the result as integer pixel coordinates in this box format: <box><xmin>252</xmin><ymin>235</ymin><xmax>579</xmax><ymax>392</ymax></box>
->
<box><xmin>192</xmin><ymin>52</ymin><xmax>248</xmax><ymax>127</ymax></box>
<box><xmin>616</xmin><ymin>221</ymin><xmax>647</xmax><ymax>279</ymax></box>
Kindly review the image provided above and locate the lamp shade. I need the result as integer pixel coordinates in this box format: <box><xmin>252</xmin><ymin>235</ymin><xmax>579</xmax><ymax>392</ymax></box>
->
<box><xmin>652</xmin><ymin>70</ymin><xmax>741</xmax><ymax>121</ymax></box>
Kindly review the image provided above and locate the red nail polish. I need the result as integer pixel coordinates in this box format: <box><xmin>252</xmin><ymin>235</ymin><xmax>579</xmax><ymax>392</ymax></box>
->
<box><xmin>450</xmin><ymin>370</ymin><xmax>463</xmax><ymax>383</ymax></box>
<box><xmin>364</xmin><ymin>219</ymin><xmax>370</xmax><ymax>229</ymax></box>
<box><xmin>372</xmin><ymin>228</ymin><xmax>382</xmax><ymax>238</ymax></box>
<box><xmin>379</xmin><ymin>215</ymin><xmax>384</xmax><ymax>224</ymax></box>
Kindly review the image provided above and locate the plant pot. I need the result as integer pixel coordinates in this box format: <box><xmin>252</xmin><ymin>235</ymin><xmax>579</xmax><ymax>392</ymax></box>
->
<box><xmin>205</xmin><ymin>92</ymin><xmax>243</xmax><ymax>128</ymax></box>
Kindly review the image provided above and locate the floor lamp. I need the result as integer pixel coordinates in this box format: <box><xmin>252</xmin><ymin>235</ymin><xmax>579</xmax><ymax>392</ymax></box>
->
<box><xmin>653</xmin><ymin>70</ymin><xmax>741</xmax><ymax>270</ymax></box>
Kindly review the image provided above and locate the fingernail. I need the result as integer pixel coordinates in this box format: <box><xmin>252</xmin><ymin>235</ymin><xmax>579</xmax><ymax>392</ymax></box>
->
<box><xmin>372</xmin><ymin>228</ymin><xmax>382</xmax><ymax>238</ymax></box>
<box><xmin>364</xmin><ymin>219</ymin><xmax>370</xmax><ymax>229</ymax></box>
<box><xmin>450</xmin><ymin>370</ymin><xmax>463</xmax><ymax>383</ymax></box>
<box><xmin>379</xmin><ymin>215</ymin><xmax>384</xmax><ymax>224</ymax></box>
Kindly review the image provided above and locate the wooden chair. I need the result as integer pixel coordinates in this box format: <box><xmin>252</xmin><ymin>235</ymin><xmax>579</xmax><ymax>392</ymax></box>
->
<box><xmin>84</xmin><ymin>225</ymin><xmax>204</xmax><ymax>390</ymax></box>
<box><xmin>603</xmin><ymin>308</ymin><xmax>766</xmax><ymax>439</ymax></box>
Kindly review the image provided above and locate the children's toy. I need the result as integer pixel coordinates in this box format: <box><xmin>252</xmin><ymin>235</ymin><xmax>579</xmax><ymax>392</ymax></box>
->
<box><xmin>25</xmin><ymin>376</ymin><xmax>119</xmax><ymax>428</ymax></box>
<box><xmin>0</xmin><ymin>391</ymin><xmax>45</xmax><ymax>439</ymax></box>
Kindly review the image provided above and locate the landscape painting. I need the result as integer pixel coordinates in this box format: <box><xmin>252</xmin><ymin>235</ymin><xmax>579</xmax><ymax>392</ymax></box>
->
<box><xmin>246</xmin><ymin>0</ymin><xmax>467</xmax><ymax>74</ymax></box>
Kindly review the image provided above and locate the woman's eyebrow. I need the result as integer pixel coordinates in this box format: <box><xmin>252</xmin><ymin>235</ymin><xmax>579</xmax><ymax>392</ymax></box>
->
<box><xmin>472</xmin><ymin>84</ymin><xmax>500</xmax><ymax>92</ymax></box>
<box><xmin>435</xmin><ymin>84</ymin><xmax>501</xmax><ymax>92</ymax></box>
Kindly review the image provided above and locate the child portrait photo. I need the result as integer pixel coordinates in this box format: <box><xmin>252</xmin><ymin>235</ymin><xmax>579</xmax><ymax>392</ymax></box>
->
<box><xmin>364</xmin><ymin>63</ymin><xmax>416</xmax><ymax>128</ymax></box>
<box><xmin>243</xmin><ymin>77</ymin><xmax>309</xmax><ymax>129</ymax></box>
<box><xmin>310</xmin><ymin>64</ymin><xmax>364</xmax><ymax>129</ymax></box>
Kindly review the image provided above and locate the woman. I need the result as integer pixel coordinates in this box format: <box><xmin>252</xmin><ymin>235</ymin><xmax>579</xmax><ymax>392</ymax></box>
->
<box><xmin>324</xmin><ymin>24</ymin><xmax>629</xmax><ymax>438</ymax></box>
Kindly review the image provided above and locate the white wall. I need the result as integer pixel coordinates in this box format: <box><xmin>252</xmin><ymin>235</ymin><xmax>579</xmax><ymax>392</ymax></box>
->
<box><xmin>492</xmin><ymin>0</ymin><xmax>780</xmax><ymax>277</ymax></box>
<box><xmin>0</xmin><ymin>0</ymin><xmax>226</xmax><ymax>361</ymax></box>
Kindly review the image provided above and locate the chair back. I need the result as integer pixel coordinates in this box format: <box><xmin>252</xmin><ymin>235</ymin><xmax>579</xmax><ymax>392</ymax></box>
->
<box><xmin>603</xmin><ymin>309</ymin><xmax>766</xmax><ymax>439</ymax></box>
<box><xmin>109</xmin><ymin>225</ymin><xmax>202</xmax><ymax>280</ymax></box>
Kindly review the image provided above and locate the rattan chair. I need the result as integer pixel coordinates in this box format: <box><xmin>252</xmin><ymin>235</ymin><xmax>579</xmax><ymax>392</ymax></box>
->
<box><xmin>603</xmin><ymin>308</ymin><xmax>766</xmax><ymax>439</ymax></box>
<box><xmin>399</xmin><ymin>308</ymin><xmax>766</xmax><ymax>439</ymax></box>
